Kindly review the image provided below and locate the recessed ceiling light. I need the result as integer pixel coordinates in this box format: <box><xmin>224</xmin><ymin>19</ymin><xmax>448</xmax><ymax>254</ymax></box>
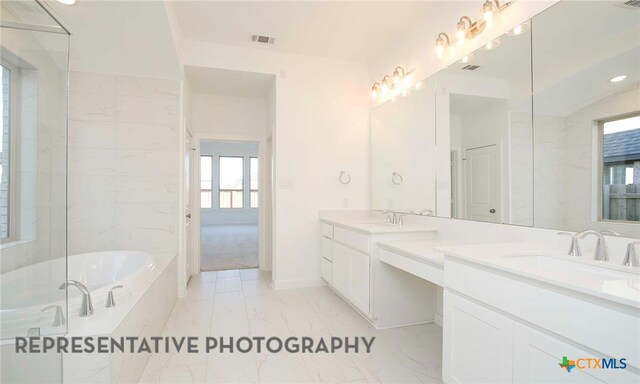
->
<box><xmin>57</xmin><ymin>0</ymin><xmax>76</xmax><ymax>5</ymax></box>
<box><xmin>609</xmin><ymin>75</ymin><xmax>627</xmax><ymax>83</ymax></box>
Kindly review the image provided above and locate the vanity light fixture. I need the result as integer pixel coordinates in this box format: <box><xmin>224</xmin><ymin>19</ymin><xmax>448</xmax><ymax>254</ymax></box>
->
<box><xmin>370</xmin><ymin>67</ymin><xmax>412</xmax><ymax>102</ymax></box>
<box><xmin>393</xmin><ymin>67</ymin><xmax>406</xmax><ymax>86</ymax></box>
<box><xmin>609</xmin><ymin>75</ymin><xmax>627</xmax><ymax>83</ymax></box>
<box><xmin>371</xmin><ymin>83</ymin><xmax>381</xmax><ymax>100</ymax></box>
<box><xmin>435</xmin><ymin>0</ymin><xmax>510</xmax><ymax>59</ymax></box>
<box><xmin>456</xmin><ymin>16</ymin><xmax>474</xmax><ymax>46</ymax></box>
<box><xmin>56</xmin><ymin>0</ymin><xmax>76</xmax><ymax>5</ymax></box>
<box><xmin>436</xmin><ymin>33</ymin><xmax>451</xmax><ymax>59</ymax></box>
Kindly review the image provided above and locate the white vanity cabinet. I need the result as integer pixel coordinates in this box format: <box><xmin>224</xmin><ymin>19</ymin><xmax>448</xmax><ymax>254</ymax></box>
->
<box><xmin>319</xmin><ymin>219</ymin><xmax>439</xmax><ymax>328</ymax></box>
<box><xmin>443</xmin><ymin>257</ymin><xmax>640</xmax><ymax>384</ymax></box>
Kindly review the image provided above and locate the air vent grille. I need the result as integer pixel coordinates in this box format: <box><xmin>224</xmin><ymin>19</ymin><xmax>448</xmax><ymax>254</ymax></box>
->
<box><xmin>462</xmin><ymin>65</ymin><xmax>480</xmax><ymax>71</ymax></box>
<box><xmin>624</xmin><ymin>0</ymin><xmax>640</xmax><ymax>7</ymax></box>
<box><xmin>250</xmin><ymin>34</ymin><xmax>276</xmax><ymax>44</ymax></box>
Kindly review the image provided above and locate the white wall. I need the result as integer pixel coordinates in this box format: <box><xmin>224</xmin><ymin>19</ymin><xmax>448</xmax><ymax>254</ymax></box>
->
<box><xmin>200</xmin><ymin>141</ymin><xmax>259</xmax><ymax>225</ymax></box>
<box><xmin>180</xmin><ymin>41</ymin><xmax>370</xmax><ymax>287</ymax></box>
<box><xmin>191</xmin><ymin>93</ymin><xmax>267</xmax><ymax>137</ymax></box>
<box><xmin>67</xmin><ymin>72</ymin><xmax>181</xmax><ymax>260</ymax></box>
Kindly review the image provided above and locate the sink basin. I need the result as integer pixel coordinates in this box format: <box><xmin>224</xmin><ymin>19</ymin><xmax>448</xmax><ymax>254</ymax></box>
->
<box><xmin>505</xmin><ymin>254</ymin><xmax>639</xmax><ymax>281</ymax></box>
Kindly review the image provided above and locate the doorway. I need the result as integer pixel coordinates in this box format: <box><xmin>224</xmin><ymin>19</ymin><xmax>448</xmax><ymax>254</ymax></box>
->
<box><xmin>198</xmin><ymin>140</ymin><xmax>260</xmax><ymax>271</ymax></box>
<box><xmin>464</xmin><ymin>144</ymin><xmax>500</xmax><ymax>223</ymax></box>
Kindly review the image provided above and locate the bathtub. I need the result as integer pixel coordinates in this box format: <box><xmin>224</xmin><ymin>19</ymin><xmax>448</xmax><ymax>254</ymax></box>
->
<box><xmin>1</xmin><ymin>251</ymin><xmax>156</xmax><ymax>339</ymax></box>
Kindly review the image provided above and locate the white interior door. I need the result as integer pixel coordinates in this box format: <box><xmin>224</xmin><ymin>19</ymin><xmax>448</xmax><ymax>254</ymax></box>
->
<box><xmin>184</xmin><ymin>129</ymin><xmax>194</xmax><ymax>282</ymax></box>
<box><xmin>464</xmin><ymin>145</ymin><xmax>499</xmax><ymax>223</ymax></box>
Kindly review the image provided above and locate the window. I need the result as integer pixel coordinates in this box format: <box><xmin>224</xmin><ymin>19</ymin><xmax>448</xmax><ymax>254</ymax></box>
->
<box><xmin>1</xmin><ymin>64</ymin><xmax>13</xmax><ymax>241</ymax></box>
<box><xmin>250</xmin><ymin>157</ymin><xmax>258</xmax><ymax>208</ymax></box>
<box><xmin>601</xmin><ymin>115</ymin><xmax>640</xmax><ymax>222</ymax></box>
<box><xmin>219</xmin><ymin>156</ymin><xmax>243</xmax><ymax>208</ymax></box>
<box><xmin>200</xmin><ymin>156</ymin><xmax>212</xmax><ymax>209</ymax></box>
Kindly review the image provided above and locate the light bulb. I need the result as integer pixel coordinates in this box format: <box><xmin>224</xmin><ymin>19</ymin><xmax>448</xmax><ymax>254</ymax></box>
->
<box><xmin>513</xmin><ymin>24</ymin><xmax>523</xmax><ymax>35</ymax></box>
<box><xmin>436</xmin><ymin>45</ymin><xmax>444</xmax><ymax>59</ymax></box>
<box><xmin>482</xmin><ymin>1</ymin><xmax>494</xmax><ymax>28</ymax></box>
<box><xmin>415</xmin><ymin>82</ymin><xmax>424</xmax><ymax>91</ymax></box>
<box><xmin>456</xmin><ymin>30</ymin><xmax>466</xmax><ymax>46</ymax></box>
<box><xmin>609</xmin><ymin>75</ymin><xmax>627</xmax><ymax>83</ymax></box>
<box><xmin>371</xmin><ymin>89</ymin><xmax>378</xmax><ymax>100</ymax></box>
<box><xmin>486</xmin><ymin>41</ymin><xmax>494</xmax><ymax>50</ymax></box>
<box><xmin>462</xmin><ymin>55</ymin><xmax>470</xmax><ymax>64</ymax></box>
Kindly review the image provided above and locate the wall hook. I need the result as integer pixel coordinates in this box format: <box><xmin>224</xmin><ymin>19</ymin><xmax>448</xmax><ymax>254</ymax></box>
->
<box><xmin>392</xmin><ymin>172</ymin><xmax>403</xmax><ymax>185</ymax></box>
<box><xmin>339</xmin><ymin>171</ymin><xmax>351</xmax><ymax>185</ymax></box>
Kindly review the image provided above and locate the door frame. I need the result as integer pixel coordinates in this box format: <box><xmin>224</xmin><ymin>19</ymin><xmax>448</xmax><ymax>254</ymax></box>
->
<box><xmin>191</xmin><ymin>133</ymin><xmax>272</xmax><ymax>275</ymax></box>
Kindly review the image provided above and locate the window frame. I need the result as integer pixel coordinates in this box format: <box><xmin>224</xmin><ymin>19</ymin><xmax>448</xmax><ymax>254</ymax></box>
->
<box><xmin>250</xmin><ymin>156</ymin><xmax>258</xmax><ymax>209</ymax></box>
<box><xmin>200</xmin><ymin>155</ymin><xmax>213</xmax><ymax>209</ymax></box>
<box><xmin>218</xmin><ymin>155</ymin><xmax>244</xmax><ymax>209</ymax></box>
<box><xmin>597</xmin><ymin>112</ymin><xmax>640</xmax><ymax>224</ymax></box>
<box><xmin>1</xmin><ymin>61</ymin><xmax>20</xmax><ymax>244</ymax></box>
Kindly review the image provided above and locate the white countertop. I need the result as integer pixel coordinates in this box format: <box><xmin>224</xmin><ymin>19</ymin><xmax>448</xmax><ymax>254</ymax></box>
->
<box><xmin>319</xmin><ymin>213</ymin><xmax>438</xmax><ymax>235</ymax></box>
<box><xmin>377</xmin><ymin>239</ymin><xmax>457</xmax><ymax>268</ymax></box>
<box><xmin>436</xmin><ymin>243</ymin><xmax>640</xmax><ymax>309</ymax></box>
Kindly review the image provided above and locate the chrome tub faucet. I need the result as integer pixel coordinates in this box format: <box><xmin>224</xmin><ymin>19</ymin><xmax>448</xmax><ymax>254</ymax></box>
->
<box><xmin>59</xmin><ymin>280</ymin><xmax>94</xmax><ymax>317</ymax></box>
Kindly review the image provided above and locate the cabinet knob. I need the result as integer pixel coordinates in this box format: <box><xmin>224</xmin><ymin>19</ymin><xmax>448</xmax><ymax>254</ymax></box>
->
<box><xmin>489</xmin><ymin>209</ymin><xmax>496</xmax><ymax>213</ymax></box>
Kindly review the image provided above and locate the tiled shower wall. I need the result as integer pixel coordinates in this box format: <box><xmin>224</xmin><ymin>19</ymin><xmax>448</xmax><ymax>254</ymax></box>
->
<box><xmin>68</xmin><ymin>72</ymin><xmax>180</xmax><ymax>258</ymax></box>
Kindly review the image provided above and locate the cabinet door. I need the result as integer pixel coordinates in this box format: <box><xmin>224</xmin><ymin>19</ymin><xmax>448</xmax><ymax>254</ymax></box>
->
<box><xmin>513</xmin><ymin>322</ymin><xmax>639</xmax><ymax>384</ymax></box>
<box><xmin>332</xmin><ymin>242</ymin><xmax>350</xmax><ymax>297</ymax></box>
<box><xmin>321</xmin><ymin>258</ymin><xmax>332</xmax><ymax>284</ymax></box>
<box><xmin>349</xmin><ymin>249</ymin><xmax>370</xmax><ymax>315</ymax></box>
<box><xmin>443</xmin><ymin>290</ymin><xmax>514</xmax><ymax>384</ymax></box>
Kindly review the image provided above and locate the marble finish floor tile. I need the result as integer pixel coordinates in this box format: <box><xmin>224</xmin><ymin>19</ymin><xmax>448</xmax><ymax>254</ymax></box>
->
<box><xmin>139</xmin><ymin>268</ymin><xmax>443</xmax><ymax>383</ymax></box>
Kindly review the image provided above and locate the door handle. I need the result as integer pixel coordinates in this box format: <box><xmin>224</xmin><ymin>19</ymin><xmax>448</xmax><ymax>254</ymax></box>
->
<box><xmin>186</xmin><ymin>213</ymin><xmax>192</xmax><ymax>219</ymax></box>
<box><xmin>489</xmin><ymin>209</ymin><xmax>496</xmax><ymax>213</ymax></box>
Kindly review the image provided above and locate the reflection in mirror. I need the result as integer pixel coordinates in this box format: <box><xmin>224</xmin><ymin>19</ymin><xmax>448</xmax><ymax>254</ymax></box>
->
<box><xmin>371</xmin><ymin>78</ymin><xmax>436</xmax><ymax>214</ymax></box>
<box><xmin>532</xmin><ymin>1</ymin><xmax>639</xmax><ymax>237</ymax></box>
<box><xmin>435</xmin><ymin>22</ymin><xmax>533</xmax><ymax>225</ymax></box>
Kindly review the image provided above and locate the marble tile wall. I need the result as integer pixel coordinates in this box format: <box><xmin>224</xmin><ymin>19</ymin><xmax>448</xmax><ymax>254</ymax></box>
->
<box><xmin>68</xmin><ymin>72</ymin><xmax>180</xmax><ymax>257</ymax></box>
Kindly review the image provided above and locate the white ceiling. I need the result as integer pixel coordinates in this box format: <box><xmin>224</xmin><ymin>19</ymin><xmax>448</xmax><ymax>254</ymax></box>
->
<box><xmin>185</xmin><ymin>66</ymin><xmax>275</xmax><ymax>98</ymax></box>
<box><xmin>170</xmin><ymin>1</ymin><xmax>434</xmax><ymax>62</ymax></box>
<box><xmin>45</xmin><ymin>0</ymin><xmax>180</xmax><ymax>79</ymax></box>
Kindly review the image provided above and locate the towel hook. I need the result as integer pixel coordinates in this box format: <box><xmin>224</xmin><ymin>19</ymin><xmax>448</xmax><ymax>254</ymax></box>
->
<box><xmin>392</xmin><ymin>172</ymin><xmax>403</xmax><ymax>185</ymax></box>
<box><xmin>339</xmin><ymin>171</ymin><xmax>351</xmax><ymax>185</ymax></box>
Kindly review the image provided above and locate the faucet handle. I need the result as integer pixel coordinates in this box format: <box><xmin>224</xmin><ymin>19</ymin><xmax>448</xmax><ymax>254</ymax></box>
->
<box><xmin>397</xmin><ymin>214</ymin><xmax>405</xmax><ymax>226</ymax></box>
<box><xmin>623</xmin><ymin>241</ymin><xmax>640</xmax><ymax>267</ymax></box>
<box><xmin>557</xmin><ymin>232</ymin><xmax>581</xmax><ymax>256</ymax></box>
<box><xmin>106</xmin><ymin>285</ymin><xmax>124</xmax><ymax>308</ymax></box>
<box><xmin>41</xmin><ymin>305</ymin><xmax>65</xmax><ymax>327</ymax></box>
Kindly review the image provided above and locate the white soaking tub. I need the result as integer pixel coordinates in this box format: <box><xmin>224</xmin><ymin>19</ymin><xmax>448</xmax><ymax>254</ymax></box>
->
<box><xmin>0</xmin><ymin>251</ymin><xmax>156</xmax><ymax>339</ymax></box>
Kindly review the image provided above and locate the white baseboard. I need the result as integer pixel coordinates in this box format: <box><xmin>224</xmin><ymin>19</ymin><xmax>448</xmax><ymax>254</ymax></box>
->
<box><xmin>272</xmin><ymin>278</ymin><xmax>325</xmax><ymax>290</ymax></box>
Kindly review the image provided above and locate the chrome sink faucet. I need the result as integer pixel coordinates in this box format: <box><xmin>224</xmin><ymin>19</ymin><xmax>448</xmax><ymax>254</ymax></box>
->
<box><xmin>623</xmin><ymin>241</ymin><xmax>640</xmax><ymax>267</ymax></box>
<box><xmin>557</xmin><ymin>232</ymin><xmax>582</xmax><ymax>256</ymax></box>
<box><xmin>59</xmin><ymin>280</ymin><xmax>94</xmax><ymax>317</ymax></box>
<box><xmin>575</xmin><ymin>230</ymin><xmax>620</xmax><ymax>262</ymax></box>
<box><xmin>383</xmin><ymin>210</ymin><xmax>397</xmax><ymax>224</ymax></box>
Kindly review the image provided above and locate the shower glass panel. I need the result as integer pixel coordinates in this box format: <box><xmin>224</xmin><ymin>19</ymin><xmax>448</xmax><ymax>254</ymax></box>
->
<box><xmin>1</xmin><ymin>1</ymin><xmax>69</xmax><ymax>382</ymax></box>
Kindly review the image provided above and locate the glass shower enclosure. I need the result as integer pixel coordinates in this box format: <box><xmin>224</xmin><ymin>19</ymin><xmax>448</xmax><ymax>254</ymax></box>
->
<box><xmin>1</xmin><ymin>1</ymin><xmax>69</xmax><ymax>382</ymax></box>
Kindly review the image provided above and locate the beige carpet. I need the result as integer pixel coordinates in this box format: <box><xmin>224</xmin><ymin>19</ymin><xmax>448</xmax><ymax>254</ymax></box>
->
<box><xmin>200</xmin><ymin>224</ymin><xmax>258</xmax><ymax>271</ymax></box>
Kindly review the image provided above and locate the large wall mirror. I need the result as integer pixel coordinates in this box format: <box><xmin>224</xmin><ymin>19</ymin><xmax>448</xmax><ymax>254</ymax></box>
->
<box><xmin>531</xmin><ymin>1</ymin><xmax>639</xmax><ymax>237</ymax></box>
<box><xmin>370</xmin><ymin>0</ymin><xmax>639</xmax><ymax>238</ymax></box>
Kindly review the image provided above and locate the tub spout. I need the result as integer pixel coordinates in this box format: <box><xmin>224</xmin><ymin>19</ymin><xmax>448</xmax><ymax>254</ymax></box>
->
<box><xmin>59</xmin><ymin>280</ymin><xmax>94</xmax><ymax>317</ymax></box>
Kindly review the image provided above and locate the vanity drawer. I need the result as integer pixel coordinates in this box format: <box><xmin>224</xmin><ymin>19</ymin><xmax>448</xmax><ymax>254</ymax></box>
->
<box><xmin>321</xmin><ymin>223</ymin><xmax>334</xmax><ymax>238</ymax></box>
<box><xmin>321</xmin><ymin>257</ymin><xmax>332</xmax><ymax>284</ymax></box>
<box><xmin>320</xmin><ymin>236</ymin><xmax>333</xmax><ymax>261</ymax></box>
<box><xmin>334</xmin><ymin>227</ymin><xmax>369</xmax><ymax>253</ymax></box>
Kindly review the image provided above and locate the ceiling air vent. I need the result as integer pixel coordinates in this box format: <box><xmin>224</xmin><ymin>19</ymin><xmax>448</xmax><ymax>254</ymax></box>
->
<box><xmin>623</xmin><ymin>0</ymin><xmax>640</xmax><ymax>7</ymax></box>
<box><xmin>250</xmin><ymin>34</ymin><xmax>276</xmax><ymax>45</ymax></box>
<box><xmin>462</xmin><ymin>65</ymin><xmax>480</xmax><ymax>71</ymax></box>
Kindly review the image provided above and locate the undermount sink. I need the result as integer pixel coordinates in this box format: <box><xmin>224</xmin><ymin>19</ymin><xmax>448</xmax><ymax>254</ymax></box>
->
<box><xmin>504</xmin><ymin>254</ymin><xmax>639</xmax><ymax>281</ymax></box>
